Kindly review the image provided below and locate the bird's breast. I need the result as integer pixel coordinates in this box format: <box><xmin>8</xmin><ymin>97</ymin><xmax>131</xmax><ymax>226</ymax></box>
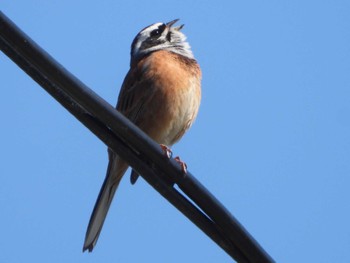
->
<box><xmin>139</xmin><ymin>51</ymin><xmax>201</xmax><ymax>145</ymax></box>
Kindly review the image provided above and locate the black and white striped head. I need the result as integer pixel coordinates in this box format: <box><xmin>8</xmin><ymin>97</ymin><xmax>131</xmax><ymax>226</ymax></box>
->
<box><xmin>130</xmin><ymin>19</ymin><xmax>194</xmax><ymax>65</ymax></box>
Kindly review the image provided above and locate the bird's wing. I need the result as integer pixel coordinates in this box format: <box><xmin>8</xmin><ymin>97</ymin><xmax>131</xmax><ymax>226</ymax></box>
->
<box><xmin>83</xmin><ymin>64</ymin><xmax>155</xmax><ymax>252</ymax></box>
<box><xmin>116</xmin><ymin>64</ymin><xmax>155</xmax><ymax>124</ymax></box>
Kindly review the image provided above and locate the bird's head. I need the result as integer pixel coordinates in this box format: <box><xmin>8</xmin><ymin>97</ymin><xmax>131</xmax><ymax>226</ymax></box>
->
<box><xmin>130</xmin><ymin>19</ymin><xmax>194</xmax><ymax>64</ymax></box>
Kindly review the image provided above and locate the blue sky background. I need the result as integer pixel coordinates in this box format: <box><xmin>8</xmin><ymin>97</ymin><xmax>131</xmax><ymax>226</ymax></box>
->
<box><xmin>1</xmin><ymin>1</ymin><xmax>350</xmax><ymax>262</ymax></box>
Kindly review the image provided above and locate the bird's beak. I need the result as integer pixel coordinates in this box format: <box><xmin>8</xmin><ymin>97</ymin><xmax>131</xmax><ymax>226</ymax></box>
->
<box><xmin>166</xmin><ymin>19</ymin><xmax>184</xmax><ymax>31</ymax></box>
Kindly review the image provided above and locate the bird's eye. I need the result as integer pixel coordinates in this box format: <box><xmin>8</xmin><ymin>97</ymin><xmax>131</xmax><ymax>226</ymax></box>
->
<box><xmin>150</xmin><ymin>29</ymin><xmax>160</xmax><ymax>37</ymax></box>
<box><xmin>150</xmin><ymin>24</ymin><xmax>166</xmax><ymax>38</ymax></box>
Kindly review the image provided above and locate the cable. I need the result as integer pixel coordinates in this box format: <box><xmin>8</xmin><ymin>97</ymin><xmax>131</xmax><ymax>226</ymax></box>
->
<box><xmin>0</xmin><ymin>11</ymin><xmax>274</xmax><ymax>263</ymax></box>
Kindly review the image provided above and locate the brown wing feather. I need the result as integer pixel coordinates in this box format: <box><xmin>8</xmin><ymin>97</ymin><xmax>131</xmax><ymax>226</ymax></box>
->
<box><xmin>116</xmin><ymin>64</ymin><xmax>155</xmax><ymax>125</ymax></box>
<box><xmin>83</xmin><ymin>61</ymin><xmax>154</xmax><ymax>252</ymax></box>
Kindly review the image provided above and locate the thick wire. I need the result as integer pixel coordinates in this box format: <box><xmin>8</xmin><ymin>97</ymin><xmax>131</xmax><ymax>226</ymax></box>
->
<box><xmin>0</xmin><ymin>11</ymin><xmax>274</xmax><ymax>263</ymax></box>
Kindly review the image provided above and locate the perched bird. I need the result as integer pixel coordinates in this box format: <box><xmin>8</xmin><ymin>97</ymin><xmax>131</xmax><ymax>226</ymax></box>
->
<box><xmin>83</xmin><ymin>19</ymin><xmax>201</xmax><ymax>252</ymax></box>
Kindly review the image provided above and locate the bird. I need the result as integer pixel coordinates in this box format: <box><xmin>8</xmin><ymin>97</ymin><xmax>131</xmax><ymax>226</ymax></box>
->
<box><xmin>83</xmin><ymin>19</ymin><xmax>201</xmax><ymax>252</ymax></box>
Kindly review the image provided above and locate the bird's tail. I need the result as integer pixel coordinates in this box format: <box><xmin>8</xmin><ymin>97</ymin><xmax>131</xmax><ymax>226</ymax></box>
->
<box><xmin>83</xmin><ymin>154</ymin><xmax>128</xmax><ymax>252</ymax></box>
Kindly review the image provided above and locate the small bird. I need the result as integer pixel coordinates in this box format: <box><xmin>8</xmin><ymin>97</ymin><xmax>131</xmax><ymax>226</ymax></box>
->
<box><xmin>83</xmin><ymin>19</ymin><xmax>201</xmax><ymax>252</ymax></box>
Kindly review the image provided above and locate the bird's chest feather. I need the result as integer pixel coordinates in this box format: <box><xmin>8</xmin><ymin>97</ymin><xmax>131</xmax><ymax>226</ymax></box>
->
<box><xmin>141</xmin><ymin>51</ymin><xmax>201</xmax><ymax>144</ymax></box>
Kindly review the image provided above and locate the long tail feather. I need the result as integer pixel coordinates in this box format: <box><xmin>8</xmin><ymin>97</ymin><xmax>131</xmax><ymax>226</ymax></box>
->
<box><xmin>83</xmin><ymin>154</ymin><xmax>128</xmax><ymax>252</ymax></box>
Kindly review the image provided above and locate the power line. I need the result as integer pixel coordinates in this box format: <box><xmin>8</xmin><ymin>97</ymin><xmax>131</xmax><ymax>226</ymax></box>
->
<box><xmin>0</xmin><ymin>11</ymin><xmax>274</xmax><ymax>263</ymax></box>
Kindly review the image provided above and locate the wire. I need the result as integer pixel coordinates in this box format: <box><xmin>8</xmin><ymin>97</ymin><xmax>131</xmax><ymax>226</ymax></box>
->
<box><xmin>0</xmin><ymin>11</ymin><xmax>274</xmax><ymax>263</ymax></box>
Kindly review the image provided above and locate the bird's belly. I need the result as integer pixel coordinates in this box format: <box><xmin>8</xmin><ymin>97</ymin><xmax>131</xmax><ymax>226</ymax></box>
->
<box><xmin>143</xmin><ymin>81</ymin><xmax>200</xmax><ymax>146</ymax></box>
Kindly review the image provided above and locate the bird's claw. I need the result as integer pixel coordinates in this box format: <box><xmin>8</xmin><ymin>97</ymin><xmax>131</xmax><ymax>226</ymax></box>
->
<box><xmin>174</xmin><ymin>156</ymin><xmax>187</xmax><ymax>174</ymax></box>
<box><xmin>160</xmin><ymin>144</ymin><xmax>172</xmax><ymax>158</ymax></box>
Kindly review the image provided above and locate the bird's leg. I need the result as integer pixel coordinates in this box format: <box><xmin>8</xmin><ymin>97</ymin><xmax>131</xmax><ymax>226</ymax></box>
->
<box><xmin>160</xmin><ymin>144</ymin><xmax>172</xmax><ymax>158</ymax></box>
<box><xmin>174</xmin><ymin>156</ymin><xmax>188</xmax><ymax>174</ymax></box>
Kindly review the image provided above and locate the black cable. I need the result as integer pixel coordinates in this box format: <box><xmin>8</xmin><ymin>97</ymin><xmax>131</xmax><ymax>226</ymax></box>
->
<box><xmin>0</xmin><ymin>11</ymin><xmax>274</xmax><ymax>263</ymax></box>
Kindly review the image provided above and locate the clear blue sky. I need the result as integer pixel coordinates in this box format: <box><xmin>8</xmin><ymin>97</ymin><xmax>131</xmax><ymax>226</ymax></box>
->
<box><xmin>1</xmin><ymin>1</ymin><xmax>350</xmax><ymax>262</ymax></box>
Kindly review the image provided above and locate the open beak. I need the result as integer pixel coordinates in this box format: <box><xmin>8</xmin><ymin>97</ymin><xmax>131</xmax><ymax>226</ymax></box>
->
<box><xmin>166</xmin><ymin>19</ymin><xmax>184</xmax><ymax>31</ymax></box>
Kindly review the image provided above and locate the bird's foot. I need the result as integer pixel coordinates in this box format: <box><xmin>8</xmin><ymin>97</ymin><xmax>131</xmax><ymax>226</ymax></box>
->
<box><xmin>174</xmin><ymin>156</ymin><xmax>188</xmax><ymax>174</ymax></box>
<box><xmin>160</xmin><ymin>144</ymin><xmax>172</xmax><ymax>158</ymax></box>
